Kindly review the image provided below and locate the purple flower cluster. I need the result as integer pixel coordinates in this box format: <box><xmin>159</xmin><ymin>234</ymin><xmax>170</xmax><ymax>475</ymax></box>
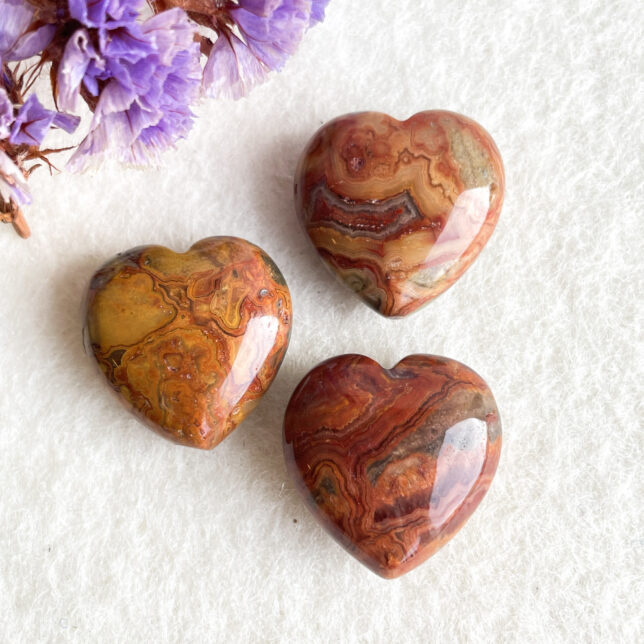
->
<box><xmin>0</xmin><ymin>0</ymin><xmax>329</xmax><ymax>236</ymax></box>
<box><xmin>1</xmin><ymin>92</ymin><xmax>79</xmax><ymax>148</ymax></box>
<box><xmin>203</xmin><ymin>0</ymin><xmax>330</xmax><ymax>99</ymax></box>
<box><xmin>0</xmin><ymin>88</ymin><xmax>79</xmax><ymax>205</ymax></box>
<box><xmin>58</xmin><ymin>0</ymin><xmax>202</xmax><ymax>170</ymax></box>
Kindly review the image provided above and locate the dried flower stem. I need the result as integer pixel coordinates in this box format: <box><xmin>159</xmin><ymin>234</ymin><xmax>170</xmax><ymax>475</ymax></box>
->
<box><xmin>0</xmin><ymin>199</ymin><xmax>30</xmax><ymax>238</ymax></box>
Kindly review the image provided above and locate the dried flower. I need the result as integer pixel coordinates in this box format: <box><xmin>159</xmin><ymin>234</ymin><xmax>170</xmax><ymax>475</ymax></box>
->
<box><xmin>0</xmin><ymin>87</ymin><xmax>79</xmax><ymax>236</ymax></box>
<box><xmin>0</xmin><ymin>148</ymin><xmax>30</xmax><ymax>207</ymax></box>
<box><xmin>51</xmin><ymin>1</ymin><xmax>201</xmax><ymax>170</ymax></box>
<box><xmin>157</xmin><ymin>0</ymin><xmax>329</xmax><ymax>99</ymax></box>
<box><xmin>10</xmin><ymin>94</ymin><xmax>79</xmax><ymax>146</ymax></box>
<box><xmin>0</xmin><ymin>0</ymin><xmax>56</xmax><ymax>67</ymax></box>
<box><xmin>0</xmin><ymin>0</ymin><xmax>329</xmax><ymax>237</ymax></box>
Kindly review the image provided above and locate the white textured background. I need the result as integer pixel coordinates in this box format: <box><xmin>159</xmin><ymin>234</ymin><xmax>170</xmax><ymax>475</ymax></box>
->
<box><xmin>1</xmin><ymin>1</ymin><xmax>642</xmax><ymax>642</ymax></box>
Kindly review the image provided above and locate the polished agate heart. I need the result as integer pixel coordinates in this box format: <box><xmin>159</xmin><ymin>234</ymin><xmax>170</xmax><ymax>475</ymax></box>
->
<box><xmin>283</xmin><ymin>354</ymin><xmax>501</xmax><ymax>578</ymax></box>
<box><xmin>295</xmin><ymin>111</ymin><xmax>505</xmax><ymax>317</ymax></box>
<box><xmin>85</xmin><ymin>237</ymin><xmax>292</xmax><ymax>449</ymax></box>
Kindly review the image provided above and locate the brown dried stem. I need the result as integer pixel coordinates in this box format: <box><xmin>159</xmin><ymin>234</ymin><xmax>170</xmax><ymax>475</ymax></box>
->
<box><xmin>0</xmin><ymin>199</ymin><xmax>31</xmax><ymax>239</ymax></box>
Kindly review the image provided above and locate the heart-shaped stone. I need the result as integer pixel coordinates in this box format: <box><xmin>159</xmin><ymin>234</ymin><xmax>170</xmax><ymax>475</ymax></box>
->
<box><xmin>283</xmin><ymin>354</ymin><xmax>501</xmax><ymax>578</ymax></box>
<box><xmin>85</xmin><ymin>236</ymin><xmax>292</xmax><ymax>449</ymax></box>
<box><xmin>295</xmin><ymin>111</ymin><xmax>505</xmax><ymax>317</ymax></box>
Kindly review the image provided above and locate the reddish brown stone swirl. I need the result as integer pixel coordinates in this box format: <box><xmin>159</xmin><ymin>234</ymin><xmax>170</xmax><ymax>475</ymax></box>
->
<box><xmin>85</xmin><ymin>237</ymin><xmax>292</xmax><ymax>449</ymax></box>
<box><xmin>295</xmin><ymin>111</ymin><xmax>505</xmax><ymax>317</ymax></box>
<box><xmin>283</xmin><ymin>354</ymin><xmax>501</xmax><ymax>578</ymax></box>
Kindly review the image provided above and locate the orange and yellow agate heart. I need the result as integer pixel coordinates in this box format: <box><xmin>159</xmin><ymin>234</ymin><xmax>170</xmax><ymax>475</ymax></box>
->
<box><xmin>295</xmin><ymin>111</ymin><xmax>505</xmax><ymax>317</ymax></box>
<box><xmin>84</xmin><ymin>237</ymin><xmax>292</xmax><ymax>449</ymax></box>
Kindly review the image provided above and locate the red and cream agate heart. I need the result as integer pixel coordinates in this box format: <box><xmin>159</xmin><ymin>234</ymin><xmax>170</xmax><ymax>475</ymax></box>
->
<box><xmin>295</xmin><ymin>111</ymin><xmax>505</xmax><ymax>317</ymax></box>
<box><xmin>283</xmin><ymin>354</ymin><xmax>501</xmax><ymax>578</ymax></box>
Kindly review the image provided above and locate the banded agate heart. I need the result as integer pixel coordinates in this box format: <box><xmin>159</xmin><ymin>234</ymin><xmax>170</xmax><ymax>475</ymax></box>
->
<box><xmin>295</xmin><ymin>111</ymin><xmax>505</xmax><ymax>317</ymax></box>
<box><xmin>85</xmin><ymin>237</ymin><xmax>292</xmax><ymax>449</ymax></box>
<box><xmin>283</xmin><ymin>354</ymin><xmax>501</xmax><ymax>578</ymax></box>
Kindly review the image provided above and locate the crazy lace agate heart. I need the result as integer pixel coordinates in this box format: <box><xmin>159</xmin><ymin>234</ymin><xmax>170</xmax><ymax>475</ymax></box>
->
<box><xmin>283</xmin><ymin>354</ymin><xmax>501</xmax><ymax>578</ymax></box>
<box><xmin>295</xmin><ymin>111</ymin><xmax>505</xmax><ymax>317</ymax></box>
<box><xmin>85</xmin><ymin>237</ymin><xmax>292</xmax><ymax>449</ymax></box>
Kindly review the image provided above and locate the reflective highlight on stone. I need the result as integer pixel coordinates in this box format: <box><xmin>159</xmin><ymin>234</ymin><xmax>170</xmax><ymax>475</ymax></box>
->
<box><xmin>283</xmin><ymin>354</ymin><xmax>501</xmax><ymax>578</ymax></box>
<box><xmin>295</xmin><ymin>111</ymin><xmax>505</xmax><ymax>317</ymax></box>
<box><xmin>85</xmin><ymin>237</ymin><xmax>292</xmax><ymax>449</ymax></box>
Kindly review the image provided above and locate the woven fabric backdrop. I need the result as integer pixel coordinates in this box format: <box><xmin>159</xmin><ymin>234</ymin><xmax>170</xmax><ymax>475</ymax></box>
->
<box><xmin>1</xmin><ymin>1</ymin><xmax>642</xmax><ymax>642</ymax></box>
